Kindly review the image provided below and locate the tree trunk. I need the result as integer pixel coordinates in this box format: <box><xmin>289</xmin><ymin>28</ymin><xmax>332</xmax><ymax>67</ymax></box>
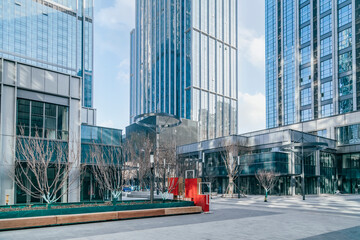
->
<box><xmin>112</xmin><ymin>196</ymin><xmax>118</xmax><ymax>205</ymax></box>
<box><xmin>264</xmin><ymin>190</ymin><xmax>268</xmax><ymax>202</ymax></box>
<box><xmin>228</xmin><ymin>177</ymin><xmax>234</xmax><ymax>195</ymax></box>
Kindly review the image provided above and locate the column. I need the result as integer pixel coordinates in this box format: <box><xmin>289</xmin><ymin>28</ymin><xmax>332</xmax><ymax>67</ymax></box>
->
<box><xmin>315</xmin><ymin>150</ymin><xmax>320</xmax><ymax>195</ymax></box>
<box><xmin>290</xmin><ymin>152</ymin><xmax>296</xmax><ymax>196</ymax></box>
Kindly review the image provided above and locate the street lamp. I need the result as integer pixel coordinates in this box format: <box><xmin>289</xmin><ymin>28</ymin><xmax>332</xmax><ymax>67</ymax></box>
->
<box><xmin>200</xmin><ymin>152</ymin><xmax>205</xmax><ymax>182</ymax></box>
<box><xmin>150</xmin><ymin>153</ymin><xmax>154</xmax><ymax>203</ymax></box>
<box><xmin>163</xmin><ymin>159</ymin><xmax>166</xmax><ymax>193</ymax></box>
<box><xmin>237</xmin><ymin>156</ymin><xmax>240</xmax><ymax>199</ymax></box>
<box><xmin>137</xmin><ymin>163</ymin><xmax>140</xmax><ymax>191</ymax></box>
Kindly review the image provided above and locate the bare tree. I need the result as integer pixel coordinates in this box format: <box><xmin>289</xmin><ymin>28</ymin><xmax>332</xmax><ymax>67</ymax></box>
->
<box><xmin>174</xmin><ymin>157</ymin><xmax>196</xmax><ymax>198</ymax></box>
<box><xmin>11</xmin><ymin>129</ymin><xmax>81</xmax><ymax>205</ymax></box>
<box><xmin>88</xmin><ymin>144</ymin><xmax>125</xmax><ymax>203</ymax></box>
<box><xmin>156</xmin><ymin>140</ymin><xmax>179</xmax><ymax>200</ymax></box>
<box><xmin>220</xmin><ymin>138</ymin><xmax>250</xmax><ymax>196</ymax></box>
<box><xmin>127</xmin><ymin>133</ymin><xmax>154</xmax><ymax>191</ymax></box>
<box><xmin>203</xmin><ymin>159</ymin><xmax>217</xmax><ymax>193</ymax></box>
<box><xmin>176</xmin><ymin>157</ymin><xmax>197</xmax><ymax>180</ymax></box>
<box><xmin>255</xmin><ymin>169</ymin><xmax>279</xmax><ymax>202</ymax></box>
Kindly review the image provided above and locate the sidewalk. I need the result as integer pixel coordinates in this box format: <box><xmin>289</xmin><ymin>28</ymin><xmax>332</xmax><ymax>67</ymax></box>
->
<box><xmin>212</xmin><ymin>194</ymin><xmax>360</xmax><ymax>216</ymax></box>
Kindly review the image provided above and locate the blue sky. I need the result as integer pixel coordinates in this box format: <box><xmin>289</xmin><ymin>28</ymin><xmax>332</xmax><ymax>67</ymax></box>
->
<box><xmin>93</xmin><ymin>0</ymin><xmax>265</xmax><ymax>134</ymax></box>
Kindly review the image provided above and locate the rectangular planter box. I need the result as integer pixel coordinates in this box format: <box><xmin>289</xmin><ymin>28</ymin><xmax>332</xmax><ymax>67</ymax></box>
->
<box><xmin>0</xmin><ymin>201</ymin><xmax>194</xmax><ymax>219</ymax></box>
<box><xmin>0</xmin><ymin>206</ymin><xmax>202</xmax><ymax>230</ymax></box>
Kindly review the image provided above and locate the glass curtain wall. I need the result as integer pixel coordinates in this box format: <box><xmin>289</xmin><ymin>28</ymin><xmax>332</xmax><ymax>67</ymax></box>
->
<box><xmin>283</xmin><ymin>0</ymin><xmax>295</xmax><ymax>125</ymax></box>
<box><xmin>0</xmin><ymin>0</ymin><xmax>94</xmax><ymax>107</ymax></box>
<box><xmin>16</xmin><ymin>99</ymin><xmax>69</xmax><ymax>140</ymax></box>
<box><xmin>130</xmin><ymin>0</ymin><xmax>238</xmax><ymax>141</ymax></box>
<box><xmin>265</xmin><ymin>0</ymin><xmax>278</xmax><ymax>128</ymax></box>
<box><xmin>266</xmin><ymin>0</ymin><xmax>359</xmax><ymax>127</ymax></box>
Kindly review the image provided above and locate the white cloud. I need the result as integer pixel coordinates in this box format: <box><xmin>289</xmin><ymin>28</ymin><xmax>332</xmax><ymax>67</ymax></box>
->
<box><xmin>238</xmin><ymin>92</ymin><xmax>266</xmax><ymax>134</ymax></box>
<box><xmin>116</xmin><ymin>58</ymin><xmax>130</xmax><ymax>84</ymax></box>
<box><xmin>238</xmin><ymin>27</ymin><xmax>265</xmax><ymax>68</ymax></box>
<box><xmin>96</xmin><ymin>0</ymin><xmax>135</xmax><ymax>30</ymax></box>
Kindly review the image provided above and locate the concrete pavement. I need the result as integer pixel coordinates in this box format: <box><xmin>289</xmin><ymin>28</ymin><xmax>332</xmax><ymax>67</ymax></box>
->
<box><xmin>1</xmin><ymin>195</ymin><xmax>359</xmax><ymax>240</ymax></box>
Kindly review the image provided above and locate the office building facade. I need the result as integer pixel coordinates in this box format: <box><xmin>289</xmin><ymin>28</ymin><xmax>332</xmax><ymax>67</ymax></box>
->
<box><xmin>130</xmin><ymin>0</ymin><xmax>238</xmax><ymax>141</ymax></box>
<box><xmin>0</xmin><ymin>57</ymin><xmax>83</xmax><ymax>204</ymax></box>
<box><xmin>175</xmin><ymin>0</ymin><xmax>360</xmax><ymax>197</ymax></box>
<box><xmin>0</xmin><ymin>1</ymin><xmax>124</xmax><ymax>205</ymax></box>
<box><xmin>0</xmin><ymin>0</ymin><xmax>94</xmax><ymax>108</ymax></box>
<box><xmin>177</xmin><ymin>109</ymin><xmax>360</xmax><ymax>195</ymax></box>
<box><xmin>266</xmin><ymin>0</ymin><xmax>360</xmax><ymax>128</ymax></box>
<box><xmin>0</xmin><ymin>56</ymin><xmax>119</xmax><ymax>204</ymax></box>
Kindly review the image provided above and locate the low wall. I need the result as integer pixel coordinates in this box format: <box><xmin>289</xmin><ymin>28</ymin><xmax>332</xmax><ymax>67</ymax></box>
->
<box><xmin>0</xmin><ymin>206</ymin><xmax>202</xmax><ymax>230</ymax></box>
<box><xmin>0</xmin><ymin>200</ymin><xmax>192</xmax><ymax>219</ymax></box>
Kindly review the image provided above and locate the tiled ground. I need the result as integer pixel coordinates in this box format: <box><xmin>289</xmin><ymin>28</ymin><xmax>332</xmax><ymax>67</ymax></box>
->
<box><xmin>1</xmin><ymin>195</ymin><xmax>360</xmax><ymax>240</ymax></box>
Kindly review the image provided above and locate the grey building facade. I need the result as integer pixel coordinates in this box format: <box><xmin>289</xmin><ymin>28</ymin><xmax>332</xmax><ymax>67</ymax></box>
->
<box><xmin>0</xmin><ymin>0</ymin><xmax>95</xmax><ymax>108</ymax></box>
<box><xmin>0</xmin><ymin>1</ymin><xmax>124</xmax><ymax>205</ymax></box>
<box><xmin>266</xmin><ymin>0</ymin><xmax>360</xmax><ymax>128</ymax></box>
<box><xmin>0</xmin><ymin>58</ymin><xmax>119</xmax><ymax>205</ymax></box>
<box><xmin>177</xmin><ymin>129</ymin><xmax>338</xmax><ymax>195</ymax></box>
<box><xmin>177</xmin><ymin>110</ymin><xmax>360</xmax><ymax>195</ymax></box>
<box><xmin>130</xmin><ymin>0</ymin><xmax>238</xmax><ymax>141</ymax></box>
<box><xmin>0</xmin><ymin>58</ymin><xmax>83</xmax><ymax>204</ymax></box>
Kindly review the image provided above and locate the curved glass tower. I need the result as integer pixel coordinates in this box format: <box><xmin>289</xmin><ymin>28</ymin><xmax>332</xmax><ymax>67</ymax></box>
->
<box><xmin>130</xmin><ymin>0</ymin><xmax>238</xmax><ymax>141</ymax></box>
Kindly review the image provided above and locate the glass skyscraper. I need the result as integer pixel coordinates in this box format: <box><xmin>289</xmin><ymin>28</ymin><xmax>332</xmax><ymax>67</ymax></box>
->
<box><xmin>130</xmin><ymin>0</ymin><xmax>238</xmax><ymax>141</ymax></box>
<box><xmin>0</xmin><ymin>0</ymin><xmax>94</xmax><ymax>108</ymax></box>
<box><xmin>266</xmin><ymin>0</ymin><xmax>360</xmax><ymax>128</ymax></box>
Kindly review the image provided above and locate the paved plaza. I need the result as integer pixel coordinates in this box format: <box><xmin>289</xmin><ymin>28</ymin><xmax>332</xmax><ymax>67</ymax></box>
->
<box><xmin>1</xmin><ymin>195</ymin><xmax>360</xmax><ymax>240</ymax></box>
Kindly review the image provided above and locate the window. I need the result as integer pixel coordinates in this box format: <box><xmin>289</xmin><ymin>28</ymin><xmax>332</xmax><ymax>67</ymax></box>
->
<box><xmin>300</xmin><ymin>67</ymin><xmax>311</xmax><ymax>85</ymax></box>
<box><xmin>45</xmin><ymin>103</ymin><xmax>57</xmax><ymax>139</ymax></box>
<box><xmin>193</xmin><ymin>31</ymin><xmax>200</xmax><ymax>87</ymax></box>
<box><xmin>300</xmin><ymin>46</ymin><xmax>311</xmax><ymax>65</ymax></box>
<box><xmin>320</xmin><ymin>14</ymin><xmax>332</xmax><ymax>35</ymax></box>
<box><xmin>81</xmin><ymin>125</ymin><xmax>122</xmax><ymax>146</ymax></box>
<box><xmin>339</xmin><ymin>51</ymin><xmax>352</xmax><ymax>73</ymax></box>
<box><xmin>338</xmin><ymin>28</ymin><xmax>352</xmax><ymax>50</ymax></box>
<box><xmin>321</xmin><ymin>81</ymin><xmax>333</xmax><ymax>101</ymax></box>
<box><xmin>338</xmin><ymin>4</ymin><xmax>352</xmax><ymax>27</ymax></box>
<box><xmin>317</xmin><ymin>129</ymin><xmax>327</xmax><ymax>138</ymax></box>
<box><xmin>301</xmin><ymin>88</ymin><xmax>312</xmax><ymax>106</ymax></box>
<box><xmin>16</xmin><ymin>99</ymin><xmax>69</xmax><ymax>140</ymax></box>
<box><xmin>31</xmin><ymin>101</ymin><xmax>44</xmax><ymax>137</ymax></box>
<box><xmin>208</xmin><ymin>0</ymin><xmax>215</xmax><ymax>36</ymax></box>
<box><xmin>339</xmin><ymin>99</ymin><xmax>353</xmax><ymax>114</ymax></box>
<box><xmin>201</xmin><ymin>0</ymin><xmax>208</xmax><ymax>32</ymax></box>
<box><xmin>339</xmin><ymin>75</ymin><xmax>353</xmax><ymax>97</ymax></box>
<box><xmin>209</xmin><ymin>93</ymin><xmax>215</xmax><ymax>139</ymax></box>
<box><xmin>337</xmin><ymin>124</ymin><xmax>360</xmax><ymax>145</ymax></box>
<box><xmin>320</xmin><ymin>37</ymin><xmax>332</xmax><ymax>57</ymax></box>
<box><xmin>58</xmin><ymin>106</ymin><xmax>69</xmax><ymax>140</ymax></box>
<box><xmin>201</xmin><ymin>34</ymin><xmax>208</xmax><ymax>90</ymax></box>
<box><xmin>320</xmin><ymin>0</ymin><xmax>332</xmax><ymax>13</ymax></box>
<box><xmin>301</xmin><ymin>109</ymin><xmax>312</xmax><ymax>121</ymax></box>
<box><xmin>300</xmin><ymin>4</ymin><xmax>310</xmax><ymax>24</ymax></box>
<box><xmin>321</xmin><ymin>103</ymin><xmax>333</xmax><ymax>117</ymax></box>
<box><xmin>217</xmin><ymin>42</ymin><xmax>223</xmax><ymax>94</ymax></box>
<box><xmin>300</xmin><ymin>25</ymin><xmax>311</xmax><ymax>45</ymax></box>
<box><xmin>17</xmin><ymin>99</ymin><xmax>30</xmax><ymax>136</ymax></box>
<box><xmin>200</xmin><ymin>91</ymin><xmax>208</xmax><ymax>140</ymax></box>
<box><xmin>320</xmin><ymin>59</ymin><xmax>333</xmax><ymax>79</ymax></box>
